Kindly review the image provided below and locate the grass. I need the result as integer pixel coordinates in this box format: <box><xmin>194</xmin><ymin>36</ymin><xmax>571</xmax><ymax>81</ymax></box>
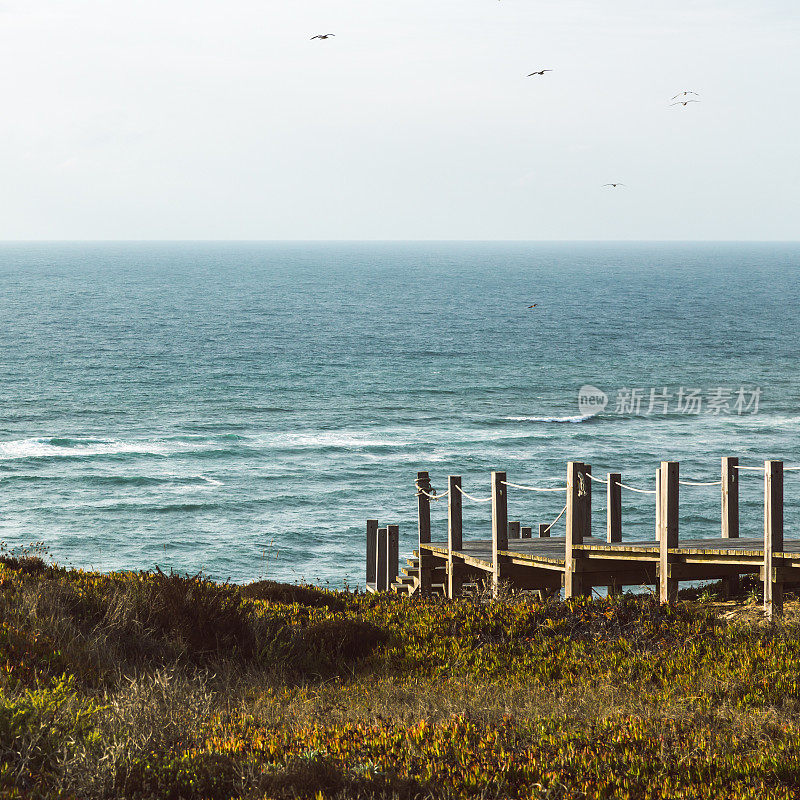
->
<box><xmin>1</xmin><ymin>553</ymin><xmax>800</xmax><ymax>798</ymax></box>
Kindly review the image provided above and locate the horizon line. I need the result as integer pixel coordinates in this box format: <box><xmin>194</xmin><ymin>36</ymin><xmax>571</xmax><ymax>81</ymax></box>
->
<box><xmin>1</xmin><ymin>239</ymin><xmax>800</xmax><ymax>245</ymax></box>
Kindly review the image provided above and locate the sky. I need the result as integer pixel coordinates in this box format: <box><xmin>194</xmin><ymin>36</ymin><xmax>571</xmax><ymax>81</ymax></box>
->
<box><xmin>0</xmin><ymin>0</ymin><xmax>798</xmax><ymax>240</ymax></box>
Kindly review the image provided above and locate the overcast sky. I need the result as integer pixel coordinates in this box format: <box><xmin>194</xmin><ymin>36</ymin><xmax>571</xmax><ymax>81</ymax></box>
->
<box><xmin>1</xmin><ymin>0</ymin><xmax>798</xmax><ymax>240</ymax></box>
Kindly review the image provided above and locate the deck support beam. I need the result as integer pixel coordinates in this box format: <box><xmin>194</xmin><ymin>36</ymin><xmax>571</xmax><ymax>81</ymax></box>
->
<box><xmin>764</xmin><ymin>460</ymin><xmax>784</xmax><ymax>620</ymax></box>
<box><xmin>659</xmin><ymin>461</ymin><xmax>680</xmax><ymax>604</ymax></box>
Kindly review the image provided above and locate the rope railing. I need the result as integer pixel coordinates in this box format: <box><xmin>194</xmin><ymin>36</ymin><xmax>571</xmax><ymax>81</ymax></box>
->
<box><xmin>454</xmin><ymin>484</ymin><xmax>493</xmax><ymax>503</ymax></box>
<box><xmin>501</xmin><ymin>480</ymin><xmax>566</xmax><ymax>493</ymax></box>
<box><xmin>617</xmin><ymin>481</ymin><xmax>657</xmax><ymax>495</ymax></box>
<box><xmin>414</xmin><ymin>482</ymin><xmax>449</xmax><ymax>501</ymax></box>
<box><xmin>586</xmin><ymin>471</ymin><xmax>656</xmax><ymax>494</ymax></box>
<box><xmin>679</xmin><ymin>479</ymin><xmax>722</xmax><ymax>486</ymax></box>
<box><xmin>542</xmin><ymin>503</ymin><xmax>568</xmax><ymax>534</ymax></box>
<box><xmin>734</xmin><ymin>465</ymin><xmax>800</xmax><ymax>473</ymax></box>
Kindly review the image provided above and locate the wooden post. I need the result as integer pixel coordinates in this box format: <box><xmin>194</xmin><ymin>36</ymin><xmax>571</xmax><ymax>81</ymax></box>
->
<box><xmin>521</xmin><ymin>526</ymin><xmax>532</xmax><ymax>539</ymax></box>
<box><xmin>607</xmin><ymin>472</ymin><xmax>622</xmax><ymax>543</ymax></box>
<box><xmin>387</xmin><ymin>524</ymin><xmax>399</xmax><ymax>592</ymax></box>
<box><xmin>565</xmin><ymin>462</ymin><xmax>590</xmax><ymax>598</ymax></box>
<box><xmin>417</xmin><ymin>471</ymin><xmax>433</xmax><ymax>595</ymax></box>
<box><xmin>659</xmin><ymin>461</ymin><xmax>679</xmax><ymax>605</ymax></box>
<box><xmin>376</xmin><ymin>527</ymin><xmax>388</xmax><ymax>592</ymax></box>
<box><xmin>585</xmin><ymin>464</ymin><xmax>592</xmax><ymax>538</ymax></box>
<box><xmin>366</xmin><ymin>519</ymin><xmax>378</xmax><ymax>589</ymax></box>
<box><xmin>538</xmin><ymin>522</ymin><xmax>550</xmax><ymax>538</ymax></box>
<box><xmin>605</xmin><ymin>472</ymin><xmax>622</xmax><ymax>596</ymax></box>
<box><xmin>508</xmin><ymin>521</ymin><xmax>521</xmax><ymax>539</ymax></box>
<box><xmin>448</xmin><ymin>475</ymin><xmax>463</xmax><ymax>598</ymax></box>
<box><xmin>491</xmin><ymin>471</ymin><xmax>508</xmax><ymax>597</ymax></box>
<box><xmin>764</xmin><ymin>460</ymin><xmax>784</xmax><ymax>621</ymax></box>
<box><xmin>721</xmin><ymin>457</ymin><xmax>740</xmax><ymax>597</ymax></box>
<box><xmin>655</xmin><ymin>468</ymin><xmax>662</xmax><ymax>541</ymax></box>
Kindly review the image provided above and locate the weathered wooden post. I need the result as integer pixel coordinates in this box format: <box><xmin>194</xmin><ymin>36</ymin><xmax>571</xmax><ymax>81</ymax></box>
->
<box><xmin>659</xmin><ymin>461</ymin><xmax>679</xmax><ymax>604</ymax></box>
<box><xmin>565</xmin><ymin>461</ymin><xmax>591</xmax><ymax>599</ymax></box>
<box><xmin>366</xmin><ymin>518</ymin><xmax>378</xmax><ymax>590</ymax></box>
<box><xmin>607</xmin><ymin>472</ymin><xmax>622</xmax><ymax>543</ymax></box>
<box><xmin>538</xmin><ymin>522</ymin><xmax>550</xmax><ymax>538</ymax></box>
<box><xmin>448</xmin><ymin>475</ymin><xmax>463</xmax><ymax>598</ymax></box>
<box><xmin>376</xmin><ymin>527</ymin><xmax>388</xmax><ymax>592</ymax></box>
<box><xmin>491</xmin><ymin>471</ymin><xmax>508</xmax><ymax>597</ymax></box>
<box><xmin>508</xmin><ymin>521</ymin><xmax>521</xmax><ymax>539</ymax></box>
<box><xmin>655</xmin><ymin>468</ymin><xmax>662</xmax><ymax>541</ymax></box>
<box><xmin>721</xmin><ymin>457</ymin><xmax>740</xmax><ymax>597</ymax></box>
<box><xmin>764</xmin><ymin>460</ymin><xmax>784</xmax><ymax>621</ymax></box>
<box><xmin>585</xmin><ymin>464</ymin><xmax>592</xmax><ymax>538</ymax></box>
<box><xmin>387</xmin><ymin>524</ymin><xmax>399</xmax><ymax>593</ymax></box>
<box><xmin>417</xmin><ymin>471</ymin><xmax>433</xmax><ymax>595</ymax></box>
<box><xmin>606</xmin><ymin>472</ymin><xmax>622</xmax><ymax>596</ymax></box>
<box><xmin>521</xmin><ymin>526</ymin><xmax>532</xmax><ymax>539</ymax></box>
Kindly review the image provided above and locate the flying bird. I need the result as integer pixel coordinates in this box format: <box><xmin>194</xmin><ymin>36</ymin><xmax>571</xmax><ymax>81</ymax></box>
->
<box><xmin>310</xmin><ymin>34</ymin><xmax>335</xmax><ymax>39</ymax></box>
<box><xmin>527</xmin><ymin>304</ymin><xmax>538</xmax><ymax>308</ymax></box>
<box><xmin>671</xmin><ymin>91</ymin><xmax>699</xmax><ymax>99</ymax></box>
<box><xmin>670</xmin><ymin>100</ymin><xmax>700</xmax><ymax>107</ymax></box>
<box><xmin>603</xmin><ymin>183</ymin><xmax>626</xmax><ymax>188</ymax></box>
<box><xmin>527</xmin><ymin>70</ymin><xmax>552</xmax><ymax>76</ymax></box>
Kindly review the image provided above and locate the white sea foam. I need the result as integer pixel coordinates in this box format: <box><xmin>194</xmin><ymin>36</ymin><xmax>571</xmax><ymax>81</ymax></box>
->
<box><xmin>0</xmin><ymin>437</ymin><xmax>180</xmax><ymax>460</ymax></box>
<box><xmin>196</xmin><ymin>475</ymin><xmax>224</xmax><ymax>486</ymax></box>
<box><xmin>504</xmin><ymin>414</ymin><xmax>596</xmax><ymax>424</ymax></box>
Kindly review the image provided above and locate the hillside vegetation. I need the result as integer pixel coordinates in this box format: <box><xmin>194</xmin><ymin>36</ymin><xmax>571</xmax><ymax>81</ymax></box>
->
<box><xmin>1</xmin><ymin>549</ymin><xmax>800</xmax><ymax>799</ymax></box>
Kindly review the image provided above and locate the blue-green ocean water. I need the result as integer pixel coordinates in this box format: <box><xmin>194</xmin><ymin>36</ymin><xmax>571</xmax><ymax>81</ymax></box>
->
<box><xmin>1</xmin><ymin>242</ymin><xmax>799</xmax><ymax>587</ymax></box>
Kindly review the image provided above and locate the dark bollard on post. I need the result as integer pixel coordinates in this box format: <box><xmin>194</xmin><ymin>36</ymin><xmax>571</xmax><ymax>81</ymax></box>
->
<box><xmin>376</xmin><ymin>527</ymin><xmax>388</xmax><ymax>592</ymax></box>
<box><xmin>366</xmin><ymin>519</ymin><xmax>378</xmax><ymax>590</ymax></box>
<box><xmin>387</xmin><ymin>524</ymin><xmax>399</xmax><ymax>592</ymax></box>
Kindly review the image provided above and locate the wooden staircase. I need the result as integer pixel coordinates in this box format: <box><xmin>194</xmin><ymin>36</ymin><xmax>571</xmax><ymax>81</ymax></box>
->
<box><xmin>390</xmin><ymin>551</ymin><xmax>448</xmax><ymax>596</ymax></box>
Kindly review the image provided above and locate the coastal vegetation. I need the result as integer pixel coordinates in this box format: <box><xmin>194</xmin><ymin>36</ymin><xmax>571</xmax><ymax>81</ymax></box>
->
<box><xmin>2</xmin><ymin>547</ymin><xmax>800</xmax><ymax>798</ymax></box>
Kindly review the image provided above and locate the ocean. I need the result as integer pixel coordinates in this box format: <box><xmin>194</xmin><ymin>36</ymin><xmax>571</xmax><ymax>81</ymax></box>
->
<box><xmin>0</xmin><ymin>242</ymin><xmax>798</xmax><ymax>587</ymax></box>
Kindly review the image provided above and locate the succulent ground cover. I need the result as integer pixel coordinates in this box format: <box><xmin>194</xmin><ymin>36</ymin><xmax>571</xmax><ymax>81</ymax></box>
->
<box><xmin>1</xmin><ymin>550</ymin><xmax>799</xmax><ymax>799</ymax></box>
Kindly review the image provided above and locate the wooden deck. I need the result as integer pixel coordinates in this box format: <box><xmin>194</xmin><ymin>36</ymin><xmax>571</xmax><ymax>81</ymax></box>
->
<box><xmin>367</xmin><ymin>460</ymin><xmax>799</xmax><ymax>618</ymax></box>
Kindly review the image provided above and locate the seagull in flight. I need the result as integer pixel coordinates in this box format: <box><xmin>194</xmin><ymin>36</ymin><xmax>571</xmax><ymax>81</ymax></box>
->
<box><xmin>603</xmin><ymin>183</ymin><xmax>626</xmax><ymax>188</ymax></box>
<box><xmin>671</xmin><ymin>91</ymin><xmax>699</xmax><ymax>99</ymax></box>
<box><xmin>670</xmin><ymin>100</ymin><xmax>700</xmax><ymax>107</ymax></box>
<box><xmin>310</xmin><ymin>33</ymin><xmax>335</xmax><ymax>40</ymax></box>
<box><xmin>527</xmin><ymin>69</ymin><xmax>552</xmax><ymax>76</ymax></box>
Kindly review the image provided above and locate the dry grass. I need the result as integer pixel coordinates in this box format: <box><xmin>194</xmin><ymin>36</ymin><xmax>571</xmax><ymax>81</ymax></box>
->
<box><xmin>3</xmin><ymin>555</ymin><xmax>800</xmax><ymax>798</ymax></box>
